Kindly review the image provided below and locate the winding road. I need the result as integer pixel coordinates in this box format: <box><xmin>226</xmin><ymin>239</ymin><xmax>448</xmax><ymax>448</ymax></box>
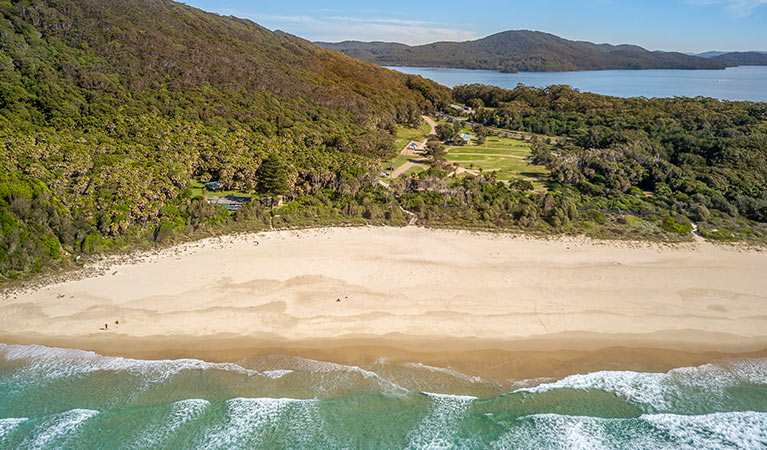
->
<box><xmin>390</xmin><ymin>116</ymin><xmax>437</xmax><ymax>178</ymax></box>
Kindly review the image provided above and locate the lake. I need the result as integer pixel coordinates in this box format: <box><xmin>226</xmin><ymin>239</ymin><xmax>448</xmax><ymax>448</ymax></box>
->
<box><xmin>386</xmin><ymin>65</ymin><xmax>767</xmax><ymax>102</ymax></box>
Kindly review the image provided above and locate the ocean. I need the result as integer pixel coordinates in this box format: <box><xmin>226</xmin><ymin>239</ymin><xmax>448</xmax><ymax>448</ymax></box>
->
<box><xmin>386</xmin><ymin>65</ymin><xmax>767</xmax><ymax>102</ymax></box>
<box><xmin>1</xmin><ymin>343</ymin><xmax>766</xmax><ymax>449</ymax></box>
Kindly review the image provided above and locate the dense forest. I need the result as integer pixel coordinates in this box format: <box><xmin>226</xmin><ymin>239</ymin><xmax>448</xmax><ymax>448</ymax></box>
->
<box><xmin>318</xmin><ymin>31</ymin><xmax>730</xmax><ymax>73</ymax></box>
<box><xmin>0</xmin><ymin>0</ymin><xmax>450</xmax><ymax>281</ymax></box>
<box><xmin>2</xmin><ymin>0</ymin><xmax>766</xmax><ymax>284</ymax></box>
<box><xmin>451</xmin><ymin>84</ymin><xmax>767</xmax><ymax>241</ymax></box>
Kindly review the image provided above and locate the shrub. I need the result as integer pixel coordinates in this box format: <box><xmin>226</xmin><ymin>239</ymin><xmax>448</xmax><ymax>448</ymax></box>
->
<box><xmin>661</xmin><ymin>216</ymin><xmax>692</xmax><ymax>234</ymax></box>
<box><xmin>584</xmin><ymin>209</ymin><xmax>606</xmax><ymax>224</ymax></box>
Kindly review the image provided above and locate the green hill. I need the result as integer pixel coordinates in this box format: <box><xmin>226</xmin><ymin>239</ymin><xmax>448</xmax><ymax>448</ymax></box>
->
<box><xmin>0</xmin><ymin>0</ymin><xmax>450</xmax><ymax>280</ymax></box>
<box><xmin>318</xmin><ymin>30</ymin><xmax>730</xmax><ymax>72</ymax></box>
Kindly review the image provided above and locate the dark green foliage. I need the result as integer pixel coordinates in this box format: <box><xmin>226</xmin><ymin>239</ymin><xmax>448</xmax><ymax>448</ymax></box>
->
<box><xmin>425</xmin><ymin>139</ymin><xmax>446</xmax><ymax>162</ymax></box>
<box><xmin>255</xmin><ymin>154</ymin><xmax>289</xmax><ymax>198</ymax></box>
<box><xmin>0</xmin><ymin>0</ymin><xmax>450</xmax><ymax>281</ymax></box>
<box><xmin>585</xmin><ymin>209</ymin><xmax>607</xmax><ymax>225</ymax></box>
<box><xmin>453</xmin><ymin>83</ymin><xmax>767</xmax><ymax>241</ymax></box>
<box><xmin>318</xmin><ymin>31</ymin><xmax>730</xmax><ymax>73</ymax></box>
<box><xmin>435</xmin><ymin>123</ymin><xmax>463</xmax><ymax>145</ymax></box>
<box><xmin>662</xmin><ymin>216</ymin><xmax>693</xmax><ymax>234</ymax></box>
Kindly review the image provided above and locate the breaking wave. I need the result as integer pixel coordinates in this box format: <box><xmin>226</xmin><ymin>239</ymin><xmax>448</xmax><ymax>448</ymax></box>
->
<box><xmin>1</xmin><ymin>344</ymin><xmax>766</xmax><ymax>449</ymax></box>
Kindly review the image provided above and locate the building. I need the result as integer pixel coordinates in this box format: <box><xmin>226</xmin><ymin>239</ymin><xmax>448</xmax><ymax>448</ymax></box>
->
<box><xmin>206</xmin><ymin>195</ymin><xmax>251</xmax><ymax>211</ymax></box>
<box><xmin>205</xmin><ymin>181</ymin><xmax>223</xmax><ymax>191</ymax></box>
<box><xmin>459</xmin><ymin>133</ymin><xmax>473</xmax><ymax>143</ymax></box>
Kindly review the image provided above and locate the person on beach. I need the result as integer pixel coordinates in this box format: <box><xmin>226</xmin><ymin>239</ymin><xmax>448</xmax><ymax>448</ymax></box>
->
<box><xmin>104</xmin><ymin>323</ymin><xmax>108</xmax><ymax>330</ymax></box>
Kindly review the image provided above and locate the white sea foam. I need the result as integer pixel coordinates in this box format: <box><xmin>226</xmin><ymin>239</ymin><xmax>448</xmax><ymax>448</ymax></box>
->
<box><xmin>512</xmin><ymin>358</ymin><xmax>767</xmax><ymax>410</ymax></box>
<box><xmin>20</xmin><ymin>409</ymin><xmax>99</xmax><ymax>450</ymax></box>
<box><xmin>262</xmin><ymin>369</ymin><xmax>293</xmax><ymax>379</ymax></box>
<box><xmin>508</xmin><ymin>376</ymin><xmax>557</xmax><ymax>390</ymax></box>
<box><xmin>423</xmin><ymin>392</ymin><xmax>478</xmax><ymax>401</ymax></box>
<box><xmin>168</xmin><ymin>398</ymin><xmax>210</xmax><ymax>430</ymax></box>
<box><xmin>132</xmin><ymin>398</ymin><xmax>211</xmax><ymax>447</ymax></box>
<box><xmin>0</xmin><ymin>417</ymin><xmax>28</xmax><ymax>439</ymax></box>
<box><xmin>1</xmin><ymin>343</ymin><xmax>408</xmax><ymax>400</ymax></box>
<box><xmin>256</xmin><ymin>355</ymin><xmax>406</xmax><ymax>394</ymax></box>
<box><xmin>199</xmin><ymin>397</ymin><xmax>319</xmax><ymax>449</ymax></box>
<box><xmin>405</xmin><ymin>392</ymin><xmax>477</xmax><ymax>449</ymax></box>
<box><xmin>515</xmin><ymin>369</ymin><xmax>669</xmax><ymax>408</ymax></box>
<box><xmin>644</xmin><ymin>411</ymin><xmax>767</xmax><ymax>449</ymax></box>
<box><xmin>403</xmin><ymin>362</ymin><xmax>485</xmax><ymax>384</ymax></box>
<box><xmin>269</xmin><ymin>355</ymin><xmax>383</xmax><ymax>377</ymax></box>
<box><xmin>489</xmin><ymin>411</ymin><xmax>767</xmax><ymax>450</ymax></box>
<box><xmin>0</xmin><ymin>343</ymin><xmax>261</xmax><ymax>384</ymax></box>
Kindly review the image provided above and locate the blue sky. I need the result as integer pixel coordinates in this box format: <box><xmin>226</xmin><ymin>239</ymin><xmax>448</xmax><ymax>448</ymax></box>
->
<box><xmin>183</xmin><ymin>0</ymin><xmax>767</xmax><ymax>52</ymax></box>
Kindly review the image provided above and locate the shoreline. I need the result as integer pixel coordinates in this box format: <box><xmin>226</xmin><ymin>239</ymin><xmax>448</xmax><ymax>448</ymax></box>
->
<box><xmin>2</xmin><ymin>226</ymin><xmax>767</xmax><ymax>381</ymax></box>
<box><xmin>2</xmin><ymin>224</ymin><xmax>763</xmax><ymax>297</ymax></box>
<box><xmin>3</xmin><ymin>332</ymin><xmax>766</xmax><ymax>383</ymax></box>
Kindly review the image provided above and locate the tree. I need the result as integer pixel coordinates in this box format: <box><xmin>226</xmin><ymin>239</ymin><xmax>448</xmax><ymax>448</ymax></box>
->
<box><xmin>472</xmin><ymin>123</ymin><xmax>487</xmax><ymax>145</ymax></box>
<box><xmin>425</xmin><ymin>139</ymin><xmax>446</xmax><ymax>162</ymax></box>
<box><xmin>435</xmin><ymin>124</ymin><xmax>455</xmax><ymax>142</ymax></box>
<box><xmin>466</xmin><ymin>98</ymin><xmax>484</xmax><ymax>110</ymax></box>
<box><xmin>255</xmin><ymin>153</ymin><xmax>289</xmax><ymax>201</ymax></box>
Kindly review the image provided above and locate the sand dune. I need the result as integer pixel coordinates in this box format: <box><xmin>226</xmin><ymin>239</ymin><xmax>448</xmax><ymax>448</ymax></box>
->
<box><xmin>2</xmin><ymin>227</ymin><xmax>767</xmax><ymax>366</ymax></box>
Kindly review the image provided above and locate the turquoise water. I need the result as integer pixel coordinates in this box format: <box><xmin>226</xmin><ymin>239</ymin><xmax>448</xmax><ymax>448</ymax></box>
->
<box><xmin>1</xmin><ymin>344</ymin><xmax>766</xmax><ymax>448</ymax></box>
<box><xmin>387</xmin><ymin>65</ymin><xmax>767</xmax><ymax>101</ymax></box>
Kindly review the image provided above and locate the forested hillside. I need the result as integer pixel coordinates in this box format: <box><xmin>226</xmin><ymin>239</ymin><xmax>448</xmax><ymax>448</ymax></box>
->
<box><xmin>711</xmin><ymin>52</ymin><xmax>767</xmax><ymax>66</ymax></box>
<box><xmin>0</xmin><ymin>0</ymin><xmax>450</xmax><ymax>280</ymax></box>
<box><xmin>318</xmin><ymin>31</ymin><xmax>729</xmax><ymax>72</ymax></box>
<box><xmin>446</xmin><ymin>84</ymin><xmax>767</xmax><ymax>240</ymax></box>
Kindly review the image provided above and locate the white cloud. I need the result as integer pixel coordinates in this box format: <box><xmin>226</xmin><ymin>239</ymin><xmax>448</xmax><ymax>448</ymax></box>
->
<box><xmin>217</xmin><ymin>10</ymin><xmax>478</xmax><ymax>44</ymax></box>
<box><xmin>685</xmin><ymin>0</ymin><xmax>767</xmax><ymax>16</ymax></box>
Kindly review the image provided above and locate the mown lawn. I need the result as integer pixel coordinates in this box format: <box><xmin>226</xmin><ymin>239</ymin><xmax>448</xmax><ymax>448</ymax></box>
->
<box><xmin>448</xmin><ymin>147</ymin><xmax>531</xmax><ymax>156</ymax></box>
<box><xmin>445</xmin><ymin>136</ymin><xmax>549</xmax><ymax>189</ymax></box>
<box><xmin>402</xmin><ymin>166</ymin><xmax>426</xmax><ymax>176</ymax></box>
<box><xmin>393</xmin><ymin>121</ymin><xmax>432</xmax><ymax>150</ymax></box>
<box><xmin>472</xmin><ymin>136</ymin><xmax>531</xmax><ymax>149</ymax></box>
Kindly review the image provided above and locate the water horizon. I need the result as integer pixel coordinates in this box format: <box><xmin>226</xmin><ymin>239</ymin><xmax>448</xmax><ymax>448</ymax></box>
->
<box><xmin>387</xmin><ymin>65</ymin><xmax>767</xmax><ymax>102</ymax></box>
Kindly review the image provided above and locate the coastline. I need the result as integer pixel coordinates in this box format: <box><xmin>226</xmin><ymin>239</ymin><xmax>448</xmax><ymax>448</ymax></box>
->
<box><xmin>2</xmin><ymin>226</ymin><xmax>767</xmax><ymax>381</ymax></box>
<box><xmin>2</xmin><ymin>332</ymin><xmax>766</xmax><ymax>384</ymax></box>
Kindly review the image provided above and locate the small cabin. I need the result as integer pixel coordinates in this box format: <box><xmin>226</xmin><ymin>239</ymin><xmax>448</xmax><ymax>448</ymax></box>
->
<box><xmin>459</xmin><ymin>133</ymin><xmax>473</xmax><ymax>143</ymax></box>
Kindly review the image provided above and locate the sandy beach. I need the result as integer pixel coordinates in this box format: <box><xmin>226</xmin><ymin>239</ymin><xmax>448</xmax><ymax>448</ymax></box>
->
<box><xmin>2</xmin><ymin>227</ymin><xmax>767</xmax><ymax>378</ymax></box>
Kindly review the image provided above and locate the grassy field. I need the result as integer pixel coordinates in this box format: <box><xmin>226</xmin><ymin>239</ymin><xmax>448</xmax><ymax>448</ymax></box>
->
<box><xmin>384</xmin><ymin>120</ymin><xmax>433</xmax><ymax>176</ymax></box>
<box><xmin>402</xmin><ymin>166</ymin><xmax>426</xmax><ymax>176</ymax></box>
<box><xmin>383</xmin><ymin>155</ymin><xmax>412</xmax><ymax>172</ymax></box>
<box><xmin>393</xmin><ymin>121</ymin><xmax>432</xmax><ymax>151</ymax></box>
<box><xmin>445</xmin><ymin>136</ymin><xmax>550</xmax><ymax>189</ymax></box>
<box><xmin>473</xmin><ymin>136</ymin><xmax>531</xmax><ymax>149</ymax></box>
<box><xmin>448</xmin><ymin>147</ymin><xmax>531</xmax><ymax>157</ymax></box>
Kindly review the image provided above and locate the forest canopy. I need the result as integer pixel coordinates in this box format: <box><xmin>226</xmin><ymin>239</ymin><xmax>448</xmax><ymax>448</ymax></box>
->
<box><xmin>0</xmin><ymin>0</ymin><xmax>449</xmax><ymax>280</ymax></box>
<box><xmin>450</xmin><ymin>83</ymin><xmax>767</xmax><ymax>240</ymax></box>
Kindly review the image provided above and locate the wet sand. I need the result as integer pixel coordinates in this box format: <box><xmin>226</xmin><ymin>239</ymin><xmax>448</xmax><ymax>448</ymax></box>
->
<box><xmin>2</xmin><ymin>227</ymin><xmax>766</xmax><ymax>379</ymax></box>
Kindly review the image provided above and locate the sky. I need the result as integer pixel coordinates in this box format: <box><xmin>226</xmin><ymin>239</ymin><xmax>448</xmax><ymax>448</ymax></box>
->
<box><xmin>182</xmin><ymin>0</ymin><xmax>767</xmax><ymax>53</ymax></box>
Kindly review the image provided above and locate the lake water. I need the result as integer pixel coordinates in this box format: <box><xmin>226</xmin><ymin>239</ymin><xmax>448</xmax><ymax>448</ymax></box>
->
<box><xmin>387</xmin><ymin>65</ymin><xmax>767</xmax><ymax>102</ymax></box>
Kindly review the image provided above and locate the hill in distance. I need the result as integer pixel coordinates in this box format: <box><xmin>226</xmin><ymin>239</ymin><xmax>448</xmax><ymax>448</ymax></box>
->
<box><xmin>710</xmin><ymin>52</ymin><xmax>767</xmax><ymax>66</ymax></box>
<box><xmin>317</xmin><ymin>30</ymin><xmax>733</xmax><ymax>72</ymax></box>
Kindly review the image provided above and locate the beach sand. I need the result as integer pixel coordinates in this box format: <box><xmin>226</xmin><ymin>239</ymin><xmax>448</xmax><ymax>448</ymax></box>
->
<box><xmin>2</xmin><ymin>227</ymin><xmax>766</xmax><ymax>379</ymax></box>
